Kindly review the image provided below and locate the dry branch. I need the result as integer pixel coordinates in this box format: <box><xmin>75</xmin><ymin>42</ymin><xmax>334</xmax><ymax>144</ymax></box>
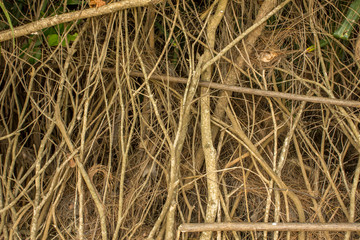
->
<box><xmin>127</xmin><ymin>71</ymin><xmax>360</xmax><ymax>108</ymax></box>
<box><xmin>198</xmin><ymin>0</ymin><xmax>227</xmax><ymax>239</ymax></box>
<box><xmin>0</xmin><ymin>0</ymin><xmax>163</xmax><ymax>43</ymax></box>
<box><xmin>179</xmin><ymin>222</ymin><xmax>360</xmax><ymax>232</ymax></box>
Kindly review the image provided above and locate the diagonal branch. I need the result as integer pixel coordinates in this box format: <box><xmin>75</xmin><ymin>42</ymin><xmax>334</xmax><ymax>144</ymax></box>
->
<box><xmin>0</xmin><ymin>0</ymin><xmax>163</xmax><ymax>43</ymax></box>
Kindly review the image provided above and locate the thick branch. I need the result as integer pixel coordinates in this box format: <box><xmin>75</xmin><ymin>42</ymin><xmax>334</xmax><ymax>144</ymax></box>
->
<box><xmin>0</xmin><ymin>0</ymin><xmax>162</xmax><ymax>43</ymax></box>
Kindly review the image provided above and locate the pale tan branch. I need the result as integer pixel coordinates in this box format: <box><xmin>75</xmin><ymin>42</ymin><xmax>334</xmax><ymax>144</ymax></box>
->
<box><xmin>179</xmin><ymin>222</ymin><xmax>360</xmax><ymax>232</ymax></box>
<box><xmin>0</xmin><ymin>0</ymin><xmax>163</xmax><ymax>43</ymax></box>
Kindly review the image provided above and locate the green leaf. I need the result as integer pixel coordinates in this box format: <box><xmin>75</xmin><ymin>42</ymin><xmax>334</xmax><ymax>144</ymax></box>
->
<box><xmin>58</xmin><ymin>23</ymin><xmax>65</xmax><ymax>34</ymax></box>
<box><xmin>28</xmin><ymin>48</ymin><xmax>41</xmax><ymax>64</ymax></box>
<box><xmin>40</xmin><ymin>0</ymin><xmax>49</xmax><ymax>14</ymax></box>
<box><xmin>62</xmin><ymin>33</ymin><xmax>78</xmax><ymax>46</ymax></box>
<box><xmin>34</xmin><ymin>38</ymin><xmax>43</xmax><ymax>47</ymax></box>
<box><xmin>47</xmin><ymin>34</ymin><xmax>60</xmax><ymax>46</ymax></box>
<box><xmin>43</xmin><ymin>27</ymin><xmax>56</xmax><ymax>36</ymax></box>
<box><xmin>61</xmin><ymin>38</ymin><xmax>67</xmax><ymax>47</ymax></box>
<box><xmin>306</xmin><ymin>39</ymin><xmax>329</xmax><ymax>53</ymax></box>
<box><xmin>67</xmin><ymin>0</ymin><xmax>81</xmax><ymax>5</ymax></box>
<box><xmin>67</xmin><ymin>33</ymin><xmax>78</xmax><ymax>42</ymax></box>
<box><xmin>47</xmin><ymin>33</ymin><xmax>78</xmax><ymax>47</ymax></box>
<box><xmin>333</xmin><ymin>0</ymin><xmax>360</xmax><ymax>40</ymax></box>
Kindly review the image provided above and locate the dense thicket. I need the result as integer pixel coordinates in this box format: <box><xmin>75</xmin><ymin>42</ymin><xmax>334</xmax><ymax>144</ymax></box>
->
<box><xmin>0</xmin><ymin>0</ymin><xmax>359</xmax><ymax>239</ymax></box>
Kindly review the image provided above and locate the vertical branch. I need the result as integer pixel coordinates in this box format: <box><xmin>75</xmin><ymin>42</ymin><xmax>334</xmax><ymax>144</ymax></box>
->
<box><xmin>198</xmin><ymin>0</ymin><xmax>227</xmax><ymax>239</ymax></box>
<box><xmin>113</xmin><ymin>10</ymin><xmax>139</xmax><ymax>239</ymax></box>
<box><xmin>273</xmin><ymin>101</ymin><xmax>306</xmax><ymax>240</ymax></box>
<box><xmin>188</xmin><ymin>0</ymin><xmax>292</xmax><ymax>191</ymax></box>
